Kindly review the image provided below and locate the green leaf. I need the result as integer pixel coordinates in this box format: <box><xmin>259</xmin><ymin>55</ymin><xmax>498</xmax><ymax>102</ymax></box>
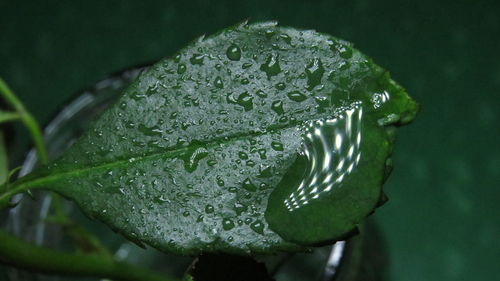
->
<box><xmin>13</xmin><ymin>22</ymin><xmax>417</xmax><ymax>255</ymax></box>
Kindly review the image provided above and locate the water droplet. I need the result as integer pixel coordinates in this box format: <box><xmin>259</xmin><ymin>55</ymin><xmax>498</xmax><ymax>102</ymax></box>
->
<box><xmin>226</xmin><ymin>44</ymin><xmax>242</xmax><ymax>61</ymax></box>
<box><xmin>280</xmin><ymin>33</ymin><xmax>292</xmax><ymax>45</ymax></box>
<box><xmin>271</xmin><ymin>100</ymin><xmax>284</xmax><ymax>115</ymax></box>
<box><xmin>275</xmin><ymin>82</ymin><xmax>286</xmax><ymax>90</ymax></box>
<box><xmin>214</xmin><ymin>76</ymin><xmax>224</xmax><ymax>88</ymax></box>
<box><xmin>315</xmin><ymin>96</ymin><xmax>330</xmax><ymax>113</ymax></box>
<box><xmin>305</xmin><ymin>58</ymin><xmax>325</xmax><ymax>90</ymax></box>
<box><xmin>258</xmin><ymin>165</ymin><xmax>273</xmax><ymax>178</ymax></box>
<box><xmin>190</xmin><ymin>53</ymin><xmax>204</xmax><ymax>65</ymax></box>
<box><xmin>338</xmin><ymin>45</ymin><xmax>353</xmax><ymax>59</ymax></box>
<box><xmin>330</xmin><ymin>42</ymin><xmax>353</xmax><ymax>59</ymax></box>
<box><xmin>287</xmin><ymin>91</ymin><xmax>307</xmax><ymax>102</ymax></box>
<box><xmin>239</xmin><ymin>178</ymin><xmax>256</xmax><ymax>193</ymax></box>
<box><xmin>177</xmin><ymin>64</ymin><xmax>186</xmax><ymax>74</ymax></box>
<box><xmin>234</xmin><ymin>202</ymin><xmax>247</xmax><ymax>215</ymax></box>
<box><xmin>181</xmin><ymin>147</ymin><xmax>209</xmax><ymax>173</ymax></box>
<box><xmin>236</xmin><ymin>92</ymin><xmax>254</xmax><ymax>111</ymax></box>
<box><xmin>205</xmin><ymin>204</ymin><xmax>215</xmax><ymax>214</ymax></box>
<box><xmin>259</xmin><ymin>183</ymin><xmax>270</xmax><ymax>190</ymax></box>
<box><xmin>146</xmin><ymin>84</ymin><xmax>159</xmax><ymax>96</ymax></box>
<box><xmin>250</xmin><ymin>220</ymin><xmax>264</xmax><ymax>234</ymax></box>
<box><xmin>255</xmin><ymin>90</ymin><xmax>267</xmax><ymax>98</ymax></box>
<box><xmin>152</xmin><ymin>194</ymin><xmax>168</xmax><ymax>204</ymax></box>
<box><xmin>131</xmin><ymin>92</ymin><xmax>146</xmax><ymax>101</ymax></box>
<box><xmin>257</xmin><ymin>148</ymin><xmax>267</xmax><ymax>159</ymax></box>
<box><xmin>265</xmin><ymin>29</ymin><xmax>275</xmax><ymax>38</ymax></box>
<box><xmin>242</xmin><ymin>63</ymin><xmax>253</xmax><ymax>69</ymax></box>
<box><xmin>271</xmin><ymin>141</ymin><xmax>284</xmax><ymax>151</ymax></box>
<box><xmin>138</xmin><ymin>124</ymin><xmax>163</xmax><ymax>137</ymax></box>
<box><xmin>238</xmin><ymin>151</ymin><xmax>248</xmax><ymax>160</ymax></box>
<box><xmin>338</xmin><ymin>60</ymin><xmax>349</xmax><ymax>71</ymax></box>
<box><xmin>371</xmin><ymin>90</ymin><xmax>390</xmax><ymax>109</ymax></box>
<box><xmin>216</xmin><ymin>176</ymin><xmax>225</xmax><ymax>187</ymax></box>
<box><xmin>260</xmin><ymin>54</ymin><xmax>281</xmax><ymax>79</ymax></box>
<box><xmin>222</xmin><ymin>218</ymin><xmax>235</xmax><ymax>230</ymax></box>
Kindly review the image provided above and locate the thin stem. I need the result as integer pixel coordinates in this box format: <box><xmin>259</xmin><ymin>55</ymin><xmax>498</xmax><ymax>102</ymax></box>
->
<box><xmin>0</xmin><ymin>110</ymin><xmax>21</xmax><ymax>123</ymax></box>
<box><xmin>0</xmin><ymin>131</ymin><xmax>7</xmax><ymax>184</ymax></box>
<box><xmin>0</xmin><ymin>182</ymin><xmax>28</xmax><ymax>209</ymax></box>
<box><xmin>0</xmin><ymin>77</ymin><xmax>48</xmax><ymax>164</ymax></box>
<box><xmin>0</xmin><ymin>79</ymin><xmax>108</xmax><ymax>252</ymax></box>
<box><xmin>0</xmin><ymin>230</ymin><xmax>179</xmax><ymax>281</ymax></box>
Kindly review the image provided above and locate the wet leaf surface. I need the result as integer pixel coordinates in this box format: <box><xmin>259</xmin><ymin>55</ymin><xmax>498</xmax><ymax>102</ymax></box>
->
<box><xmin>14</xmin><ymin>22</ymin><xmax>417</xmax><ymax>255</ymax></box>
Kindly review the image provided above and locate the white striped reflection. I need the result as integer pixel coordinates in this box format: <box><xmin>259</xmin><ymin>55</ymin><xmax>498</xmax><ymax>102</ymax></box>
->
<box><xmin>284</xmin><ymin>105</ymin><xmax>363</xmax><ymax>211</ymax></box>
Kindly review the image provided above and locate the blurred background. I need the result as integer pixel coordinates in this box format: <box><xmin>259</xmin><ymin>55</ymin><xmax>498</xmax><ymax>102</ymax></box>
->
<box><xmin>1</xmin><ymin>0</ymin><xmax>498</xmax><ymax>280</ymax></box>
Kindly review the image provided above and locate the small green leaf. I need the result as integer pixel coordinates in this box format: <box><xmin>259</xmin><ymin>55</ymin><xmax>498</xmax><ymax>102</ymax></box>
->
<box><xmin>14</xmin><ymin>22</ymin><xmax>417</xmax><ymax>255</ymax></box>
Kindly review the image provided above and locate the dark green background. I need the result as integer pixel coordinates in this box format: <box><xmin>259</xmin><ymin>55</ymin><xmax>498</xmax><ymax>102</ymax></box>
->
<box><xmin>1</xmin><ymin>0</ymin><xmax>498</xmax><ymax>280</ymax></box>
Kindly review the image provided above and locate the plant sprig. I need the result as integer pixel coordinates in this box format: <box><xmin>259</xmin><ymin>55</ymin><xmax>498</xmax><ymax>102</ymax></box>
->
<box><xmin>0</xmin><ymin>78</ymin><xmax>180</xmax><ymax>281</ymax></box>
<box><xmin>0</xmin><ymin>77</ymin><xmax>48</xmax><ymax>164</ymax></box>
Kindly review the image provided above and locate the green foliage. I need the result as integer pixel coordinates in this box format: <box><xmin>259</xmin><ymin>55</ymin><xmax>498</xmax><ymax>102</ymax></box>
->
<box><xmin>8</xmin><ymin>22</ymin><xmax>417</xmax><ymax>256</ymax></box>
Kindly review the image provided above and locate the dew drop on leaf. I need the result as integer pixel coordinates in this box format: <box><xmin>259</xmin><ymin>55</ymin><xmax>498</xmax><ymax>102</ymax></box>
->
<box><xmin>236</xmin><ymin>92</ymin><xmax>254</xmax><ymax>111</ymax></box>
<box><xmin>250</xmin><ymin>220</ymin><xmax>264</xmax><ymax>234</ymax></box>
<box><xmin>260</xmin><ymin>53</ymin><xmax>281</xmax><ymax>78</ymax></box>
<box><xmin>238</xmin><ymin>151</ymin><xmax>248</xmax><ymax>160</ymax></box>
<box><xmin>275</xmin><ymin>82</ymin><xmax>286</xmax><ymax>90</ymax></box>
<box><xmin>216</xmin><ymin>176</ymin><xmax>225</xmax><ymax>187</ymax></box>
<box><xmin>181</xmin><ymin>147</ymin><xmax>209</xmax><ymax>173</ymax></box>
<box><xmin>177</xmin><ymin>64</ymin><xmax>187</xmax><ymax>74</ymax></box>
<box><xmin>214</xmin><ymin>76</ymin><xmax>224</xmax><ymax>89</ymax></box>
<box><xmin>305</xmin><ymin>58</ymin><xmax>325</xmax><ymax>90</ymax></box>
<box><xmin>242</xmin><ymin>63</ymin><xmax>253</xmax><ymax>69</ymax></box>
<box><xmin>234</xmin><ymin>202</ymin><xmax>247</xmax><ymax>215</ymax></box>
<box><xmin>242</xmin><ymin>178</ymin><xmax>257</xmax><ymax>192</ymax></box>
<box><xmin>190</xmin><ymin>54</ymin><xmax>205</xmax><ymax>65</ymax></box>
<box><xmin>287</xmin><ymin>91</ymin><xmax>307</xmax><ymax>102</ymax></box>
<box><xmin>270</xmin><ymin>141</ymin><xmax>284</xmax><ymax>151</ymax></box>
<box><xmin>205</xmin><ymin>204</ymin><xmax>215</xmax><ymax>214</ymax></box>
<box><xmin>271</xmin><ymin>100</ymin><xmax>284</xmax><ymax>115</ymax></box>
<box><xmin>226</xmin><ymin>44</ymin><xmax>242</xmax><ymax>61</ymax></box>
<box><xmin>280</xmin><ymin>33</ymin><xmax>292</xmax><ymax>45</ymax></box>
<box><xmin>222</xmin><ymin>218</ymin><xmax>235</xmax><ymax>231</ymax></box>
<box><xmin>138</xmin><ymin>124</ymin><xmax>163</xmax><ymax>137</ymax></box>
<box><xmin>255</xmin><ymin>90</ymin><xmax>267</xmax><ymax>98</ymax></box>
